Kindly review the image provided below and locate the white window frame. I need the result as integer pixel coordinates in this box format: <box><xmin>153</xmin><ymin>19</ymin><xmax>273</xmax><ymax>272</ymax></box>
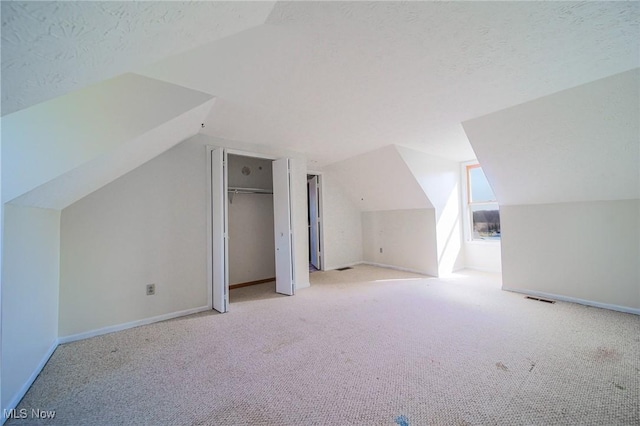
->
<box><xmin>461</xmin><ymin>161</ymin><xmax>500</xmax><ymax>243</ymax></box>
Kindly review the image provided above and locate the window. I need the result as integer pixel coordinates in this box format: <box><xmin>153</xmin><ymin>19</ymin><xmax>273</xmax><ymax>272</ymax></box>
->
<box><xmin>466</xmin><ymin>164</ymin><xmax>500</xmax><ymax>241</ymax></box>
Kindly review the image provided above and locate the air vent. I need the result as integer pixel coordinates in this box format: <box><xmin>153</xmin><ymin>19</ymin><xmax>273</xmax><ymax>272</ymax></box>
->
<box><xmin>525</xmin><ymin>296</ymin><xmax>555</xmax><ymax>304</ymax></box>
<box><xmin>336</xmin><ymin>267</ymin><xmax>353</xmax><ymax>271</ymax></box>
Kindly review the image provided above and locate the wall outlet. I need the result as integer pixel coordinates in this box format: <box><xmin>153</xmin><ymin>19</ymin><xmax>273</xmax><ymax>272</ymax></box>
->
<box><xmin>380</xmin><ymin>247</ymin><xmax>383</xmax><ymax>253</ymax></box>
<box><xmin>146</xmin><ymin>284</ymin><xmax>156</xmax><ymax>296</ymax></box>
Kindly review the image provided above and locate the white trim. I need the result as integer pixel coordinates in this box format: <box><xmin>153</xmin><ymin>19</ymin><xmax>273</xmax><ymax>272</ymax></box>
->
<box><xmin>3</xmin><ymin>339</ymin><xmax>58</xmax><ymax>423</ymax></box>
<box><xmin>503</xmin><ymin>287</ymin><xmax>640</xmax><ymax>316</ymax></box>
<box><xmin>460</xmin><ymin>160</ymin><xmax>474</xmax><ymax>243</ymax></box>
<box><xmin>461</xmin><ymin>160</ymin><xmax>501</xmax><ymax>243</ymax></box>
<box><xmin>360</xmin><ymin>261</ymin><xmax>434</xmax><ymax>277</ymax></box>
<box><xmin>206</xmin><ymin>145</ymin><xmax>214</xmax><ymax>309</ymax></box>
<box><xmin>58</xmin><ymin>306</ymin><xmax>211</xmax><ymax>344</ymax></box>
<box><xmin>316</xmin><ymin>173</ymin><xmax>325</xmax><ymax>272</ymax></box>
<box><xmin>464</xmin><ymin>266</ymin><xmax>502</xmax><ymax>274</ymax></box>
<box><xmin>466</xmin><ymin>239</ymin><xmax>501</xmax><ymax>246</ymax></box>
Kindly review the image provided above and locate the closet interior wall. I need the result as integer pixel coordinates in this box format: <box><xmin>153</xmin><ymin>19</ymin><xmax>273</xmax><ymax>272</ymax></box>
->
<box><xmin>227</xmin><ymin>154</ymin><xmax>276</xmax><ymax>286</ymax></box>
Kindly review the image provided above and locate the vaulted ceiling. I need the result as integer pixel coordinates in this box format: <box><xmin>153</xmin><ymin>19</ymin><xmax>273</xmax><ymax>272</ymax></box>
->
<box><xmin>3</xmin><ymin>1</ymin><xmax>639</xmax><ymax>170</ymax></box>
<box><xmin>1</xmin><ymin>1</ymin><xmax>275</xmax><ymax>115</ymax></box>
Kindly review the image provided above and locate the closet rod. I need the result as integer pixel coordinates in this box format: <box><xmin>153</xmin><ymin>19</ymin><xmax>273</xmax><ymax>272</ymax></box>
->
<box><xmin>227</xmin><ymin>187</ymin><xmax>273</xmax><ymax>194</ymax></box>
<box><xmin>227</xmin><ymin>187</ymin><xmax>273</xmax><ymax>204</ymax></box>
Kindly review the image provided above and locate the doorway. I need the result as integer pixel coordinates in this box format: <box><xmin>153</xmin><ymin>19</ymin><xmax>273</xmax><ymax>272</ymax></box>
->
<box><xmin>227</xmin><ymin>154</ymin><xmax>276</xmax><ymax>296</ymax></box>
<box><xmin>307</xmin><ymin>174</ymin><xmax>323</xmax><ymax>272</ymax></box>
<box><xmin>209</xmin><ymin>148</ymin><xmax>294</xmax><ymax>313</ymax></box>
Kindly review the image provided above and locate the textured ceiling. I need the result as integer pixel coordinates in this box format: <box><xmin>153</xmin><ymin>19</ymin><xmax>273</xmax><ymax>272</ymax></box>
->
<box><xmin>3</xmin><ymin>1</ymin><xmax>639</xmax><ymax>167</ymax></box>
<box><xmin>139</xmin><ymin>1</ymin><xmax>639</xmax><ymax>165</ymax></box>
<box><xmin>1</xmin><ymin>1</ymin><xmax>275</xmax><ymax>115</ymax></box>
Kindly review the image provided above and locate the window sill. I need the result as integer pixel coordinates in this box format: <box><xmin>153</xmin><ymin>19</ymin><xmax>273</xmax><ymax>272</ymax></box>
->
<box><xmin>466</xmin><ymin>239</ymin><xmax>501</xmax><ymax>245</ymax></box>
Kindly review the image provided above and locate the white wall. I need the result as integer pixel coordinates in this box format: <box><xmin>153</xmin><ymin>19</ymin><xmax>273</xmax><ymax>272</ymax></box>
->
<box><xmin>227</xmin><ymin>155</ymin><xmax>273</xmax><ymax>190</ymax></box>
<box><xmin>228</xmin><ymin>194</ymin><xmax>275</xmax><ymax>284</ymax></box>
<box><xmin>320</xmin><ymin>171</ymin><xmax>363</xmax><ymax>270</ymax></box>
<box><xmin>59</xmin><ymin>139</ymin><xmax>209</xmax><ymax>337</ymax></box>
<box><xmin>2</xmin><ymin>204</ymin><xmax>60</xmax><ymax>412</ymax></box>
<box><xmin>362</xmin><ymin>209</ymin><xmax>438</xmax><ymax>276</ymax></box>
<box><xmin>464</xmin><ymin>243</ymin><xmax>502</xmax><ymax>273</ymax></box>
<box><xmin>501</xmin><ymin>200</ymin><xmax>639</xmax><ymax>311</ymax></box>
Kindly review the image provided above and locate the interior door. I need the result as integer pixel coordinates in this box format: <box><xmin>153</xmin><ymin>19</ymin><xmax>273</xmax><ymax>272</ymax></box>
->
<box><xmin>308</xmin><ymin>175</ymin><xmax>321</xmax><ymax>269</ymax></box>
<box><xmin>211</xmin><ymin>148</ymin><xmax>229</xmax><ymax>313</ymax></box>
<box><xmin>273</xmin><ymin>158</ymin><xmax>294</xmax><ymax>295</ymax></box>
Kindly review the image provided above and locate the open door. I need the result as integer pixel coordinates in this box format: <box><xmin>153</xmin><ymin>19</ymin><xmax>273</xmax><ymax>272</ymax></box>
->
<box><xmin>308</xmin><ymin>175</ymin><xmax>321</xmax><ymax>270</ymax></box>
<box><xmin>273</xmin><ymin>158</ymin><xmax>294</xmax><ymax>295</ymax></box>
<box><xmin>211</xmin><ymin>148</ymin><xmax>229</xmax><ymax>313</ymax></box>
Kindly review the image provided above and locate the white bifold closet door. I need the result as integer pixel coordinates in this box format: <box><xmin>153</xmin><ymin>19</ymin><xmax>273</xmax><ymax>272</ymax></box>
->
<box><xmin>272</xmin><ymin>158</ymin><xmax>295</xmax><ymax>296</ymax></box>
<box><xmin>211</xmin><ymin>148</ymin><xmax>229</xmax><ymax>313</ymax></box>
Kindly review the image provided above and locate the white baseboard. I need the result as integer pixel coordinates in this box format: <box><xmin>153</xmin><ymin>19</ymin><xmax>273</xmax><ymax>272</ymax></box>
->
<box><xmin>58</xmin><ymin>305</ymin><xmax>211</xmax><ymax>345</ymax></box>
<box><xmin>361</xmin><ymin>261</ymin><xmax>434</xmax><ymax>277</ymax></box>
<box><xmin>503</xmin><ymin>287</ymin><xmax>640</xmax><ymax>316</ymax></box>
<box><xmin>3</xmin><ymin>339</ymin><xmax>58</xmax><ymax>424</ymax></box>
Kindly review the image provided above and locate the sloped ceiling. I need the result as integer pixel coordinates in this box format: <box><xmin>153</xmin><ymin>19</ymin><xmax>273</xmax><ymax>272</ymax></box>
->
<box><xmin>463</xmin><ymin>69</ymin><xmax>639</xmax><ymax>206</ymax></box>
<box><xmin>396</xmin><ymin>146</ymin><xmax>460</xmax><ymax>220</ymax></box>
<box><xmin>140</xmin><ymin>1</ymin><xmax>639</xmax><ymax>167</ymax></box>
<box><xmin>3</xmin><ymin>1</ymin><xmax>639</xmax><ymax>171</ymax></box>
<box><xmin>3</xmin><ymin>73</ymin><xmax>215</xmax><ymax>208</ymax></box>
<box><xmin>1</xmin><ymin>1</ymin><xmax>275</xmax><ymax>115</ymax></box>
<box><xmin>323</xmin><ymin>145</ymin><xmax>432</xmax><ymax>212</ymax></box>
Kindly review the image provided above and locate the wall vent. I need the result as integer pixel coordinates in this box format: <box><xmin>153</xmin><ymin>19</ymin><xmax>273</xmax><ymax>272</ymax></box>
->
<box><xmin>336</xmin><ymin>267</ymin><xmax>353</xmax><ymax>271</ymax></box>
<box><xmin>525</xmin><ymin>296</ymin><xmax>555</xmax><ymax>304</ymax></box>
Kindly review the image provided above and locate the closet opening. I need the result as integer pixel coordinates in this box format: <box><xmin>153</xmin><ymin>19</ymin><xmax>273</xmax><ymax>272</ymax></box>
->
<box><xmin>210</xmin><ymin>147</ymin><xmax>295</xmax><ymax>313</ymax></box>
<box><xmin>227</xmin><ymin>154</ymin><xmax>278</xmax><ymax>302</ymax></box>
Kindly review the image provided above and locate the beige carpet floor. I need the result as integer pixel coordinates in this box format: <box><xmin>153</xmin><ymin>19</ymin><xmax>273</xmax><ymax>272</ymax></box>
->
<box><xmin>8</xmin><ymin>265</ymin><xmax>640</xmax><ymax>425</ymax></box>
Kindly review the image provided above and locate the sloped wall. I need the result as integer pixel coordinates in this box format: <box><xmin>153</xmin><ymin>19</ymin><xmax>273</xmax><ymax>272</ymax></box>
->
<box><xmin>324</xmin><ymin>146</ymin><xmax>433</xmax><ymax>212</ymax></box>
<box><xmin>463</xmin><ymin>69</ymin><xmax>640</xmax><ymax>311</ymax></box>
